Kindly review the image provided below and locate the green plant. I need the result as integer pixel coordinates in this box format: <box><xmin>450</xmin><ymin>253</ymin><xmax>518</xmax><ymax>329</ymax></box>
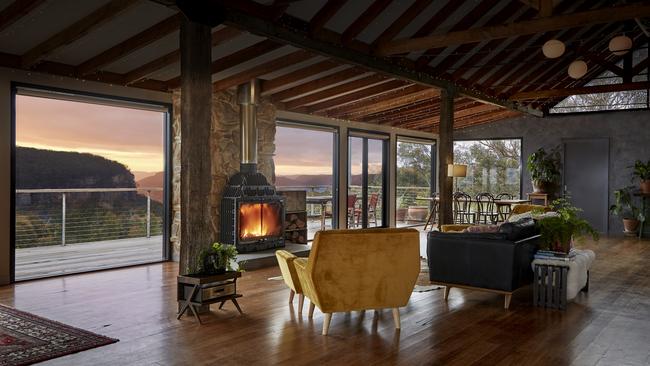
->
<box><xmin>609</xmin><ymin>187</ymin><xmax>644</xmax><ymax>221</ymax></box>
<box><xmin>526</xmin><ymin>147</ymin><xmax>561</xmax><ymax>185</ymax></box>
<box><xmin>631</xmin><ymin>160</ymin><xmax>650</xmax><ymax>181</ymax></box>
<box><xmin>196</xmin><ymin>242</ymin><xmax>239</xmax><ymax>274</ymax></box>
<box><xmin>536</xmin><ymin>197</ymin><xmax>599</xmax><ymax>253</ymax></box>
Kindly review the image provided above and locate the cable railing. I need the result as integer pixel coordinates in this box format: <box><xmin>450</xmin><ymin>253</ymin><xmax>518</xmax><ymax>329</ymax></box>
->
<box><xmin>15</xmin><ymin>188</ymin><xmax>163</xmax><ymax>249</ymax></box>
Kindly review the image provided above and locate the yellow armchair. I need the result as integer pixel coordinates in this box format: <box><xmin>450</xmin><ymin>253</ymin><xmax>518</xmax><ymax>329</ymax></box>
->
<box><xmin>275</xmin><ymin>250</ymin><xmax>305</xmax><ymax>314</ymax></box>
<box><xmin>293</xmin><ymin>228</ymin><xmax>420</xmax><ymax>335</ymax></box>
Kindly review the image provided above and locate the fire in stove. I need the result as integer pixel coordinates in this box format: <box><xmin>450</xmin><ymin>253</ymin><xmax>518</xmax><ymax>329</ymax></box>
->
<box><xmin>239</xmin><ymin>202</ymin><xmax>283</xmax><ymax>239</ymax></box>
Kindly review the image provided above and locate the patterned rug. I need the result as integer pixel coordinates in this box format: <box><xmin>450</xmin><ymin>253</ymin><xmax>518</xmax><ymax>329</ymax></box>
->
<box><xmin>0</xmin><ymin>304</ymin><xmax>117</xmax><ymax>366</ymax></box>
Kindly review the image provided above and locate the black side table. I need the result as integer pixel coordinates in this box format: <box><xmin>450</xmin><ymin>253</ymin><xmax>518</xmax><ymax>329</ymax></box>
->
<box><xmin>177</xmin><ymin>271</ymin><xmax>243</xmax><ymax>324</ymax></box>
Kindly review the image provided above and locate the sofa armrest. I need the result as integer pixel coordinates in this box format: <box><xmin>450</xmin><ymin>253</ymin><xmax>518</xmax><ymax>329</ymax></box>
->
<box><xmin>440</xmin><ymin>224</ymin><xmax>472</xmax><ymax>232</ymax></box>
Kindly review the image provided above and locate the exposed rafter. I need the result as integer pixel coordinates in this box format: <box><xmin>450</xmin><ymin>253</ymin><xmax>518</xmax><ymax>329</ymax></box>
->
<box><xmin>0</xmin><ymin>0</ymin><xmax>46</xmax><ymax>33</ymax></box>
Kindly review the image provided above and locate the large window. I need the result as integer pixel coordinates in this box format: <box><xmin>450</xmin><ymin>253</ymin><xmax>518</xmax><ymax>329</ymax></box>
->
<box><xmin>550</xmin><ymin>45</ymin><xmax>648</xmax><ymax>113</ymax></box>
<box><xmin>274</xmin><ymin>122</ymin><xmax>337</xmax><ymax>241</ymax></box>
<box><xmin>13</xmin><ymin>87</ymin><xmax>169</xmax><ymax>281</ymax></box>
<box><xmin>396</xmin><ymin>138</ymin><xmax>435</xmax><ymax>227</ymax></box>
<box><xmin>453</xmin><ymin>139</ymin><xmax>522</xmax><ymax>198</ymax></box>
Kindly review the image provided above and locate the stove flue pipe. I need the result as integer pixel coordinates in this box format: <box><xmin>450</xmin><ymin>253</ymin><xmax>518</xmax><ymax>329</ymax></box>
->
<box><xmin>237</xmin><ymin>79</ymin><xmax>260</xmax><ymax>173</ymax></box>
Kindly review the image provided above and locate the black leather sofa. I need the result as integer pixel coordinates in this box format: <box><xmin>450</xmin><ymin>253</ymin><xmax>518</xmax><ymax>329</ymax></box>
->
<box><xmin>427</xmin><ymin>218</ymin><xmax>539</xmax><ymax>309</ymax></box>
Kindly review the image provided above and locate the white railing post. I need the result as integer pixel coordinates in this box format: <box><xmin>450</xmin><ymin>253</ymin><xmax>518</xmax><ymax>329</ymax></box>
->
<box><xmin>146</xmin><ymin>191</ymin><xmax>151</xmax><ymax>238</ymax></box>
<box><xmin>61</xmin><ymin>192</ymin><xmax>66</xmax><ymax>246</ymax></box>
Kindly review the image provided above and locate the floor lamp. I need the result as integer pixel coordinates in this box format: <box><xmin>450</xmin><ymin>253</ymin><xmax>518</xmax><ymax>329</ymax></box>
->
<box><xmin>447</xmin><ymin>164</ymin><xmax>467</xmax><ymax>192</ymax></box>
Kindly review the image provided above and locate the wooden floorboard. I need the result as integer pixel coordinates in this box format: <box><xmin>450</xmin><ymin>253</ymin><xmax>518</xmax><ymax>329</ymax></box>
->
<box><xmin>0</xmin><ymin>236</ymin><xmax>649</xmax><ymax>365</ymax></box>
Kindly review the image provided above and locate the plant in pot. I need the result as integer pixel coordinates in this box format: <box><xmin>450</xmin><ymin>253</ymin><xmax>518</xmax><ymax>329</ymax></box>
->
<box><xmin>527</xmin><ymin>147</ymin><xmax>561</xmax><ymax>194</ymax></box>
<box><xmin>536</xmin><ymin>197</ymin><xmax>599</xmax><ymax>253</ymax></box>
<box><xmin>631</xmin><ymin>160</ymin><xmax>650</xmax><ymax>194</ymax></box>
<box><xmin>196</xmin><ymin>242</ymin><xmax>239</xmax><ymax>275</ymax></box>
<box><xmin>609</xmin><ymin>187</ymin><xmax>644</xmax><ymax>235</ymax></box>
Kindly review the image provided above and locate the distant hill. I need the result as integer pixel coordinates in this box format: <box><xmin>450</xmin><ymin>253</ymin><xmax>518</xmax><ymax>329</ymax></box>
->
<box><xmin>16</xmin><ymin>146</ymin><xmax>135</xmax><ymax>189</ymax></box>
<box><xmin>132</xmin><ymin>171</ymin><xmax>157</xmax><ymax>182</ymax></box>
<box><xmin>136</xmin><ymin>171</ymin><xmax>164</xmax><ymax>203</ymax></box>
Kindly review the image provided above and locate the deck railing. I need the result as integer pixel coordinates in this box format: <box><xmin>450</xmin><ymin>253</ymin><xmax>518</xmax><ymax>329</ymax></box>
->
<box><xmin>15</xmin><ymin>188</ymin><xmax>163</xmax><ymax>248</ymax></box>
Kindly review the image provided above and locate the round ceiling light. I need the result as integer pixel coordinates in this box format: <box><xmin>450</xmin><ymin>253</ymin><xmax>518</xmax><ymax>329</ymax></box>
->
<box><xmin>568</xmin><ymin>60</ymin><xmax>588</xmax><ymax>79</ymax></box>
<box><xmin>609</xmin><ymin>35</ymin><xmax>632</xmax><ymax>56</ymax></box>
<box><xmin>542</xmin><ymin>39</ymin><xmax>565</xmax><ymax>59</ymax></box>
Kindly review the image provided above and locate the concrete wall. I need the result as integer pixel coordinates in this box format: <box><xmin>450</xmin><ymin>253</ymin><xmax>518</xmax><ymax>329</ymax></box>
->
<box><xmin>455</xmin><ymin>110</ymin><xmax>650</xmax><ymax>234</ymax></box>
<box><xmin>0</xmin><ymin>67</ymin><xmax>171</xmax><ymax>285</ymax></box>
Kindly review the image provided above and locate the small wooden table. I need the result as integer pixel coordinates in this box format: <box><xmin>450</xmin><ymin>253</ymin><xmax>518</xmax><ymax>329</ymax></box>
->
<box><xmin>528</xmin><ymin>193</ymin><xmax>549</xmax><ymax>206</ymax></box>
<box><xmin>306</xmin><ymin>195</ymin><xmax>332</xmax><ymax>231</ymax></box>
<box><xmin>177</xmin><ymin>271</ymin><xmax>243</xmax><ymax>324</ymax></box>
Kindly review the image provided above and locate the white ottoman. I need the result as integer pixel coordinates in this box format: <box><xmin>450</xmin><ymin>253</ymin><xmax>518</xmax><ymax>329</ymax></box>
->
<box><xmin>531</xmin><ymin>249</ymin><xmax>596</xmax><ymax>308</ymax></box>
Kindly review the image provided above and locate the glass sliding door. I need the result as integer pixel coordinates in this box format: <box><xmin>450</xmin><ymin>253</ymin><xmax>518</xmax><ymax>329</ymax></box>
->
<box><xmin>396</xmin><ymin>138</ymin><xmax>436</xmax><ymax>227</ymax></box>
<box><xmin>347</xmin><ymin>133</ymin><xmax>388</xmax><ymax>229</ymax></box>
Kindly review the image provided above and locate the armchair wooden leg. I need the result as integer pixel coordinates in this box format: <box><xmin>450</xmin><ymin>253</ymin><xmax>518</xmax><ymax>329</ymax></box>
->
<box><xmin>504</xmin><ymin>294</ymin><xmax>512</xmax><ymax>309</ymax></box>
<box><xmin>392</xmin><ymin>308</ymin><xmax>401</xmax><ymax>330</ymax></box>
<box><xmin>298</xmin><ymin>294</ymin><xmax>304</xmax><ymax>315</ymax></box>
<box><xmin>322</xmin><ymin>313</ymin><xmax>332</xmax><ymax>336</ymax></box>
<box><xmin>308</xmin><ymin>302</ymin><xmax>315</xmax><ymax>319</ymax></box>
<box><xmin>289</xmin><ymin>289</ymin><xmax>295</xmax><ymax>303</ymax></box>
<box><xmin>443</xmin><ymin>286</ymin><xmax>451</xmax><ymax>300</ymax></box>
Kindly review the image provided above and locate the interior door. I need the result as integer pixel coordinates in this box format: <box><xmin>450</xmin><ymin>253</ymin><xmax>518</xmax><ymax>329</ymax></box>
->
<box><xmin>348</xmin><ymin>134</ymin><xmax>388</xmax><ymax>229</ymax></box>
<box><xmin>563</xmin><ymin>138</ymin><xmax>609</xmax><ymax>233</ymax></box>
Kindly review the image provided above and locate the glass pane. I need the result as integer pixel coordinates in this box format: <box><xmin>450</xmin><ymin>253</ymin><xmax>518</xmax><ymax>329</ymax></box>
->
<box><xmin>274</xmin><ymin>125</ymin><xmax>335</xmax><ymax>240</ymax></box>
<box><xmin>367</xmin><ymin>139</ymin><xmax>384</xmax><ymax>228</ymax></box>
<box><xmin>348</xmin><ymin>137</ymin><xmax>363</xmax><ymax>228</ymax></box>
<box><xmin>396</xmin><ymin>141</ymin><xmax>433</xmax><ymax>227</ymax></box>
<box><xmin>239</xmin><ymin>202</ymin><xmax>283</xmax><ymax>240</ymax></box>
<box><xmin>453</xmin><ymin>139</ymin><xmax>522</xmax><ymax>198</ymax></box>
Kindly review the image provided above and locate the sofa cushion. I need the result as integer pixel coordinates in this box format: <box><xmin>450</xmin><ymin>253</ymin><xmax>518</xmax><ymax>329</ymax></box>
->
<box><xmin>498</xmin><ymin>217</ymin><xmax>538</xmax><ymax>241</ymax></box>
<box><xmin>464</xmin><ymin>225</ymin><xmax>500</xmax><ymax>233</ymax></box>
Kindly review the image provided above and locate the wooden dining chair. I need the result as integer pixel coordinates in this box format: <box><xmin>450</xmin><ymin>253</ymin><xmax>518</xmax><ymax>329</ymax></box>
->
<box><xmin>453</xmin><ymin>192</ymin><xmax>474</xmax><ymax>224</ymax></box>
<box><xmin>495</xmin><ymin>193</ymin><xmax>514</xmax><ymax>222</ymax></box>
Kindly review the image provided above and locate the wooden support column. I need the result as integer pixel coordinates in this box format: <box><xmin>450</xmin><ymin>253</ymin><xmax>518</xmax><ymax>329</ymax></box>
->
<box><xmin>179</xmin><ymin>18</ymin><xmax>214</xmax><ymax>275</ymax></box>
<box><xmin>437</xmin><ymin>88</ymin><xmax>454</xmax><ymax>225</ymax></box>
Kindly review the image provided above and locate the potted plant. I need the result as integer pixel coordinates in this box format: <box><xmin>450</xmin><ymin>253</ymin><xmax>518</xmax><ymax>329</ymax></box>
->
<box><xmin>609</xmin><ymin>187</ymin><xmax>644</xmax><ymax>235</ymax></box>
<box><xmin>631</xmin><ymin>160</ymin><xmax>650</xmax><ymax>194</ymax></box>
<box><xmin>197</xmin><ymin>242</ymin><xmax>239</xmax><ymax>275</ymax></box>
<box><xmin>536</xmin><ymin>197</ymin><xmax>599</xmax><ymax>253</ymax></box>
<box><xmin>527</xmin><ymin>147</ymin><xmax>561</xmax><ymax>194</ymax></box>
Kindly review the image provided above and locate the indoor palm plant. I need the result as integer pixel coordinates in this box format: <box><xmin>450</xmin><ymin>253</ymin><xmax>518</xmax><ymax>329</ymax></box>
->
<box><xmin>631</xmin><ymin>160</ymin><xmax>650</xmax><ymax>194</ymax></box>
<box><xmin>536</xmin><ymin>197</ymin><xmax>599</xmax><ymax>253</ymax></box>
<box><xmin>527</xmin><ymin>147</ymin><xmax>561</xmax><ymax>194</ymax></box>
<box><xmin>196</xmin><ymin>242</ymin><xmax>239</xmax><ymax>275</ymax></box>
<box><xmin>609</xmin><ymin>187</ymin><xmax>644</xmax><ymax>235</ymax></box>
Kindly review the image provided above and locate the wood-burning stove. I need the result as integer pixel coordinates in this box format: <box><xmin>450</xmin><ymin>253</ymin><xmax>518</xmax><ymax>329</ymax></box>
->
<box><xmin>220</xmin><ymin>79</ymin><xmax>285</xmax><ymax>253</ymax></box>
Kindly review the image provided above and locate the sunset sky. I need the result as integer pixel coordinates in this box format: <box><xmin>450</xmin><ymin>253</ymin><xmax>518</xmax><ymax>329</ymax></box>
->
<box><xmin>16</xmin><ymin>95</ymin><xmax>165</xmax><ymax>172</ymax></box>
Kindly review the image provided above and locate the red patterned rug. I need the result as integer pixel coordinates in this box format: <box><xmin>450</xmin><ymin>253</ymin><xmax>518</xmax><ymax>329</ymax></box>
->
<box><xmin>0</xmin><ymin>304</ymin><xmax>117</xmax><ymax>366</ymax></box>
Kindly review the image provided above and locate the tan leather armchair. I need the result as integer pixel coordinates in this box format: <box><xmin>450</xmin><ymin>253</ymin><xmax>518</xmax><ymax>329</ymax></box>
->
<box><xmin>440</xmin><ymin>204</ymin><xmax>549</xmax><ymax>232</ymax></box>
<box><xmin>292</xmin><ymin>228</ymin><xmax>420</xmax><ymax>335</ymax></box>
<box><xmin>275</xmin><ymin>250</ymin><xmax>305</xmax><ymax>314</ymax></box>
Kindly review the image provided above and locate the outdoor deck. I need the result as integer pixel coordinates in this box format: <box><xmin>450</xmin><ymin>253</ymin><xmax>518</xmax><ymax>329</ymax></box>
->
<box><xmin>15</xmin><ymin>236</ymin><xmax>164</xmax><ymax>281</ymax></box>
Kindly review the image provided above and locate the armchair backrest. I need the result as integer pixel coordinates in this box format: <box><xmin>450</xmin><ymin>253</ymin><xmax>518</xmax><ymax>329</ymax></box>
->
<box><xmin>509</xmin><ymin>204</ymin><xmax>549</xmax><ymax>218</ymax></box>
<box><xmin>306</xmin><ymin>228</ymin><xmax>420</xmax><ymax>312</ymax></box>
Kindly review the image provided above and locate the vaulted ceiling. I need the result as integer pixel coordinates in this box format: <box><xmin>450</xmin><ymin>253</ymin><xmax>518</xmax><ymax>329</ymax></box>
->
<box><xmin>0</xmin><ymin>0</ymin><xmax>647</xmax><ymax>131</ymax></box>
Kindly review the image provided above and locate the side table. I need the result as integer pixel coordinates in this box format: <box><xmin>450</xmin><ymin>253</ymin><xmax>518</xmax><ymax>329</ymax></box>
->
<box><xmin>177</xmin><ymin>271</ymin><xmax>243</xmax><ymax>324</ymax></box>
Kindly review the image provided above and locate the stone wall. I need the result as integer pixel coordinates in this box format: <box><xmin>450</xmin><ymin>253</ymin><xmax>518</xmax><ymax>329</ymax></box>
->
<box><xmin>170</xmin><ymin>89</ymin><xmax>276</xmax><ymax>260</ymax></box>
<box><xmin>455</xmin><ymin>110</ymin><xmax>650</xmax><ymax>234</ymax></box>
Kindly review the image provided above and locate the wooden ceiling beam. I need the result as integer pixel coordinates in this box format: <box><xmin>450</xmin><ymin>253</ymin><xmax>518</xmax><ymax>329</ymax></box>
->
<box><xmin>0</xmin><ymin>0</ymin><xmax>46</xmax><ymax>33</ymax></box>
<box><xmin>77</xmin><ymin>14</ymin><xmax>183</xmax><ymax>75</ymax></box>
<box><xmin>261</xmin><ymin>60</ymin><xmax>340</xmax><ymax>95</ymax></box>
<box><xmin>211</xmin><ymin>1</ymin><xmax>542</xmax><ymax>116</ymax></box>
<box><xmin>341</xmin><ymin>0</ymin><xmax>392</xmax><ymax>45</ymax></box>
<box><xmin>270</xmin><ymin>66</ymin><xmax>368</xmax><ymax>102</ymax></box>
<box><xmin>21</xmin><ymin>0</ymin><xmax>138</xmax><ymax>68</ymax></box>
<box><xmin>309</xmin><ymin>0</ymin><xmax>347</xmax><ymax>34</ymax></box>
<box><xmin>372</xmin><ymin>0</ymin><xmax>430</xmax><ymax>46</ymax></box>
<box><xmin>306</xmin><ymin>79</ymin><xmax>409</xmax><ymax>113</ymax></box>
<box><xmin>213</xmin><ymin>50</ymin><xmax>315</xmax><ymax>91</ymax></box>
<box><xmin>327</xmin><ymin>85</ymin><xmax>433</xmax><ymax>118</ymax></box>
<box><xmin>284</xmin><ymin>74</ymin><xmax>393</xmax><ymax>109</ymax></box>
<box><xmin>377</xmin><ymin>3</ymin><xmax>650</xmax><ymax>55</ymax></box>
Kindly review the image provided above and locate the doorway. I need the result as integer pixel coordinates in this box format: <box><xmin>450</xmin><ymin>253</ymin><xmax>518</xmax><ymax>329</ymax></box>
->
<box><xmin>563</xmin><ymin>138</ymin><xmax>609</xmax><ymax>233</ymax></box>
<box><xmin>347</xmin><ymin>133</ymin><xmax>388</xmax><ymax>229</ymax></box>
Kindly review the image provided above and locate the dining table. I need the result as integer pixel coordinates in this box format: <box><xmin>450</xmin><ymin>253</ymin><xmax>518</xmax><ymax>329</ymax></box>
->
<box><xmin>415</xmin><ymin>196</ymin><xmax>532</xmax><ymax>228</ymax></box>
<box><xmin>306</xmin><ymin>195</ymin><xmax>333</xmax><ymax>231</ymax></box>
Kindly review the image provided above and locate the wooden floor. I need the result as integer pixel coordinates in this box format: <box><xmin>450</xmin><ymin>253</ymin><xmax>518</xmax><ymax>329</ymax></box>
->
<box><xmin>15</xmin><ymin>236</ymin><xmax>164</xmax><ymax>281</ymax></box>
<box><xmin>1</xmin><ymin>236</ymin><xmax>649</xmax><ymax>365</ymax></box>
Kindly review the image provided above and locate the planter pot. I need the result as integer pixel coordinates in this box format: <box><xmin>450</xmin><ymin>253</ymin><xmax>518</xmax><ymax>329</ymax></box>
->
<box><xmin>202</xmin><ymin>253</ymin><xmax>225</xmax><ymax>275</ymax></box>
<box><xmin>623</xmin><ymin>218</ymin><xmax>640</xmax><ymax>234</ymax></box>
<box><xmin>640</xmin><ymin>180</ymin><xmax>650</xmax><ymax>194</ymax></box>
<box><xmin>532</xmin><ymin>180</ymin><xmax>549</xmax><ymax>193</ymax></box>
<box><xmin>407</xmin><ymin>206</ymin><xmax>429</xmax><ymax>223</ymax></box>
<box><xmin>396</xmin><ymin>208</ymin><xmax>408</xmax><ymax>222</ymax></box>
